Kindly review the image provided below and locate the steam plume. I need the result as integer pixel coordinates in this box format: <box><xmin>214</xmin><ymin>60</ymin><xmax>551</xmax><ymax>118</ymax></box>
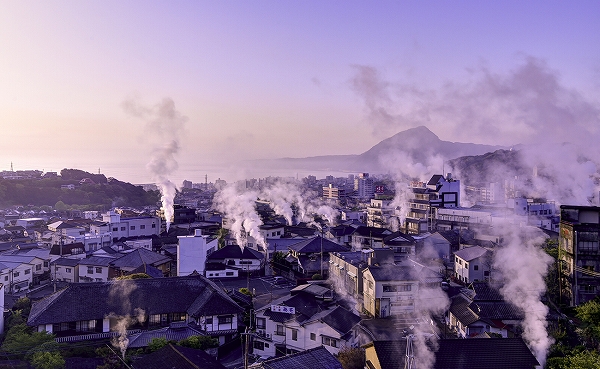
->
<box><xmin>122</xmin><ymin>97</ymin><xmax>186</xmax><ymax>231</ymax></box>
<box><xmin>492</xmin><ymin>225</ymin><xmax>554</xmax><ymax>366</ymax></box>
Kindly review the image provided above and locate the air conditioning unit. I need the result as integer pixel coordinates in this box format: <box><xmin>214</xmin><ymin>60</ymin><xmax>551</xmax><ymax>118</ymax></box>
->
<box><xmin>266</xmin><ymin>333</ymin><xmax>271</xmax><ymax>338</ymax></box>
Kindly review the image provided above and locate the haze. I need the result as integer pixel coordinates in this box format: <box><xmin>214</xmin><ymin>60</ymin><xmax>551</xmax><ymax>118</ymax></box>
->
<box><xmin>1</xmin><ymin>1</ymin><xmax>599</xmax><ymax>184</ymax></box>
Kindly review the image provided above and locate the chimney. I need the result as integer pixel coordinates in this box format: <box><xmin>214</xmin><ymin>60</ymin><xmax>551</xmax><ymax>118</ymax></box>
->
<box><xmin>194</xmin><ymin>229</ymin><xmax>202</xmax><ymax>237</ymax></box>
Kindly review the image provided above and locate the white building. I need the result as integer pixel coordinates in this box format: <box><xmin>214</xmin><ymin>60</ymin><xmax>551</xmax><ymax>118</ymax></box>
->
<box><xmin>454</xmin><ymin>246</ymin><xmax>492</xmax><ymax>284</ymax></box>
<box><xmin>177</xmin><ymin>229</ymin><xmax>218</xmax><ymax>276</ymax></box>
<box><xmin>354</xmin><ymin>173</ymin><xmax>374</xmax><ymax>199</ymax></box>
<box><xmin>90</xmin><ymin>211</ymin><xmax>161</xmax><ymax>240</ymax></box>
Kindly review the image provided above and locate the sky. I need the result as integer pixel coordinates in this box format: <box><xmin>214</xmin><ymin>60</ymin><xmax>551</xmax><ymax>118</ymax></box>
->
<box><xmin>1</xmin><ymin>1</ymin><xmax>599</xmax><ymax>184</ymax></box>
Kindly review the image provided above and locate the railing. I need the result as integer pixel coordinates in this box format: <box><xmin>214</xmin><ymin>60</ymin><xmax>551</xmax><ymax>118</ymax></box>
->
<box><xmin>55</xmin><ymin>329</ymin><xmax>142</xmax><ymax>343</ymax></box>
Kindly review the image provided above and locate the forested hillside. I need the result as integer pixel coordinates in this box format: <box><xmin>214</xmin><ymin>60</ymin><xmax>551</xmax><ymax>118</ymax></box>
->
<box><xmin>0</xmin><ymin>169</ymin><xmax>160</xmax><ymax>208</ymax></box>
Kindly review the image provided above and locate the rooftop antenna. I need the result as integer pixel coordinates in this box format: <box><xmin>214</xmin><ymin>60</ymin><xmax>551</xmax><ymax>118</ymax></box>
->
<box><xmin>10</xmin><ymin>162</ymin><xmax>13</xmax><ymax>172</ymax></box>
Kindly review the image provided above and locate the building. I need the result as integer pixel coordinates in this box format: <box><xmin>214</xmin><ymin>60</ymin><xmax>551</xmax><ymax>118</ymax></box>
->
<box><xmin>90</xmin><ymin>211</ymin><xmax>161</xmax><ymax>241</ymax></box>
<box><xmin>366</xmin><ymin>199</ymin><xmax>395</xmax><ymax>228</ymax></box>
<box><xmin>322</xmin><ymin>184</ymin><xmax>347</xmax><ymax>202</ymax></box>
<box><xmin>405</xmin><ymin>174</ymin><xmax>461</xmax><ymax>234</ymax></box>
<box><xmin>177</xmin><ymin>229</ymin><xmax>218</xmax><ymax>276</ymax></box>
<box><xmin>249</xmin><ymin>346</ymin><xmax>342</xmax><ymax>369</ymax></box>
<box><xmin>354</xmin><ymin>173</ymin><xmax>374</xmax><ymax>199</ymax></box>
<box><xmin>559</xmin><ymin>205</ymin><xmax>600</xmax><ymax>306</ymax></box>
<box><xmin>453</xmin><ymin>246</ymin><xmax>492</xmax><ymax>284</ymax></box>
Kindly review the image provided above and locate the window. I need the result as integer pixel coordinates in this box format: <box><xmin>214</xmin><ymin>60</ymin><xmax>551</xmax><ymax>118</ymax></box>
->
<box><xmin>310</xmin><ymin>333</ymin><xmax>316</xmax><ymax>341</ymax></box>
<box><xmin>149</xmin><ymin>314</ymin><xmax>161</xmax><ymax>325</ymax></box>
<box><xmin>291</xmin><ymin>329</ymin><xmax>298</xmax><ymax>341</ymax></box>
<box><xmin>25</xmin><ymin>269</ymin><xmax>30</xmax><ymax>275</ymax></box>
<box><xmin>66</xmin><ymin>268</ymin><xmax>72</xmax><ymax>273</ymax></box>
<box><xmin>253</xmin><ymin>341</ymin><xmax>265</xmax><ymax>350</ymax></box>
<box><xmin>322</xmin><ymin>336</ymin><xmax>338</xmax><ymax>348</ymax></box>
<box><xmin>205</xmin><ymin>317</ymin><xmax>213</xmax><ymax>325</ymax></box>
<box><xmin>276</xmin><ymin>325</ymin><xmax>285</xmax><ymax>336</ymax></box>
<box><xmin>88</xmin><ymin>267</ymin><xmax>94</xmax><ymax>274</ymax></box>
<box><xmin>112</xmin><ymin>227</ymin><xmax>118</xmax><ymax>232</ymax></box>
<box><xmin>130</xmin><ymin>226</ymin><xmax>136</xmax><ymax>230</ymax></box>
<box><xmin>36</xmin><ymin>264</ymin><xmax>42</xmax><ymax>271</ymax></box>
<box><xmin>96</xmin><ymin>267</ymin><xmax>102</xmax><ymax>273</ymax></box>
<box><xmin>13</xmin><ymin>272</ymin><xmax>19</xmax><ymax>277</ymax></box>
<box><xmin>226</xmin><ymin>272</ymin><xmax>234</xmax><ymax>276</ymax></box>
<box><xmin>95</xmin><ymin>278</ymin><xmax>102</xmax><ymax>282</ymax></box>
<box><xmin>383</xmin><ymin>285</ymin><xmax>397</xmax><ymax>292</ymax></box>
<box><xmin>398</xmin><ymin>284</ymin><xmax>411</xmax><ymax>292</ymax></box>
<box><xmin>484</xmin><ymin>271</ymin><xmax>490</xmax><ymax>277</ymax></box>
<box><xmin>4</xmin><ymin>276</ymin><xmax>8</xmax><ymax>281</ymax></box>
<box><xmin>474</xmin><ymin>265</ymin><xmax>479</xmax><ymax>271</ymax></box>
<box><xmin>218</xmin><ymin>315</ymin><xmax>233</xmax><ymax>324</ymax></box>
<box><xmin>152</xmin><ymin>224</ymin><xmax>156</xmax><ymax>228</ymax></box>
<box><xmin>121</xmin><ymin>227</ymin><xmax>126</xmax><ymax>231</ymax></box>
<box><xmin>140</xmin><ymin>225</ymin><xmax>146</xmax><ymax>229</ymax></box>
<box><xmin>43</xmin><ymin>261</ymin><xmax>49</xmax><ymax>267</ymax></box>
<box><xmin>256</xmin><ymin>317</ymin><xmax>266</xmax><ymax>329</ymax></box>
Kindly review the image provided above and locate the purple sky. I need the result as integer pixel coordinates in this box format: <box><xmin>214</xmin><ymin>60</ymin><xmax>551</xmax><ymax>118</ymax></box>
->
<box><xmin>1</xmin><ymin>1</ymin><xmax>599</xmax><ymax>183</ymax></box>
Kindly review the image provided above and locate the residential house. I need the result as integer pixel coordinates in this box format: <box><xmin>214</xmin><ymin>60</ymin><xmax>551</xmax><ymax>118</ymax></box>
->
<box><xmin>363</xmin><ymin>259</ymin><xmax>442</xmax><ymax>317</ymax></box>
<box><xmin>90</xmin><ymin>211</ymin><xmax>161</xmax><ymax>240</ymax></box>
<box><xmin>382</xmin><ymin>231</ymin><xmax>415</xmax><ymax>258</ymax></box>
<box><xmin>329</xmin><ymin>251</ymin><xmax>370</xmax><ymax>299</ymax></box>
<box><xmin>453</xmin><ymin>246</ymin><xmax>492</xmax><ymax>284</ymax></box>
<box><xmin>27</xmin><ymin>275</ymin><xmax>244</xmax><ymax>345</ymax></box>
<box><xmin>252</xmin><ymin>284</ymin><xmax>360</xmax><ymax>359</ymax></box>
<box><xmin>0</xmin><ymin>254</ymin><xmax>47</xmax><ymax>293</ymax></box>
<box><xmin>282</xmin><ymin>236</ymin><xmax>350</xmax><ymax>280</ymax></box>
<box><xmin>77</xmin><ymin>256</ymin><xmax>115</xmax><ymax>282</ymax></box>
<box><xmin>249</xmin><ymin>346</ymin><xmax>342</xmax><ymax>369</ymax></box>
<box><xmin>448</xmin><ymin>282</ymin><xmax>523</xmax><ymax>339</ymax></box>
<box><xmin>205</xmin><ymin>244</ymin><xmax>264</xmax><ymax>278</ymax></box>
<box><xmin>50</xmin><ymin>258</ymin><xmax>80</xmax><ymax>282</ymax></box>
<box><xmin>363</xmin><ymin>338</ymin><xmax>538</xmax><ymax>369</ymax></box>
<box><xmin>325</xmin><ymin>225</ymin><xmax>356</xmax><ymax>246</ymax></box>
<box><xmin>349</xmin><ymin>226</ymin><xmax>393</xmax><ymax>249</ymax></box>
<box><xmin>110</xmin><ymin>248</ymin><xmax>174</xmax><ymax>277</ymax></box>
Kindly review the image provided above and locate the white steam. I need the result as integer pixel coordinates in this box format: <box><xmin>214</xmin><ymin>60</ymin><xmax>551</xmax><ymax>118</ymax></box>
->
<box><xmin>108</xmin><ymin>308</ymin><xmax>146</xmax><ymax>359</ymax></box>
<box><xmin>122</xmin><ymin>97</ymin><xmax>186</xmax><ymax>232</ymax></box>
<box><xmin>492</xmin><ymin>225</ymin><xmax>554</xmax><ymax>367</ymax></box>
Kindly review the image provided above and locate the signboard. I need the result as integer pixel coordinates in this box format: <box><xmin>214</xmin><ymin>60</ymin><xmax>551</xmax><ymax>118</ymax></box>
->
<box><xmin>271</xmin><ymin>305</ymin><xmax>295</xmax><ymax>314</ymax></box>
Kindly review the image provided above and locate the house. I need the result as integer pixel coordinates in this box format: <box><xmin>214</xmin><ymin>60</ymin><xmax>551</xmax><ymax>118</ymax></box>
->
<box><xmin>448</xmin><ymin>282</ymin><xmax>523</xmax><ymax>338</ymax></box>
<box><xmin>249</xmin><ymin>346</ymin><xmax>342</xmax><ymax>369</ymax></box>
<box><xmin>0</xmin><ymin>254</ymin><xmax>48</xmax><ymax>293</ymax></box>
<box><xmin>205</xmin><ymin>244</ymin><xmax>264</xmax><ymax>277</ymax></box>
<box><xmin>90</xmin><ymin>211</ymin><xmax>161</xmax><ymax>240</ymax></box>
<box><xmin>110</xmin><ymin>248</ymin><xmax>173</xmax><ymax>277</ymax></box>
<box><xmin>328</xmin><ymin>250</ymin><xmax>370</xmax><ymax>299</ymax></box>
<box><xmin>349</xmin><ymin>226</ymin><xmax>393</xmax><ymax>249</ymax></box>
<box><xmin>453</xmin><ymin>246</ymin><xmax>492</xmax><ymax>284</ymax></box>
<box><xmin>77</xmin><ymin>256</ymin><xmax>115</xmax><ymax>282</ymax></box>
<box><xmin>363</xmin><ymin>338</ymin><xmax>538</xmax><ymax>369</ymax></box>
<box><xmin>131</xmin><ymin>343</ymin><xmax>226</xmax><ymax>369</ymax></box>
<box><xmin>252</xmin><ymin>284</ymin><xmax>361</xmax><ymax>359</ymax></box>
<box><xmin>50</xmin><ymin>257</ymin><xmax>80</xmax><ymax>282</ymax></box>
<box><xmin>282</xmin><ymin>236</ymin><xmax>350</xmax><ymax>280</ymax></box>
<box><xmin>382</xmin><ymin>231</ymin><xmax>415</xmax><ymax>257</ymax></box>
<box><xmin>325</xmin><ymin>224</ymin><xmax>356</xmax><ymax>246</ymax></box>
<box><xmin>362</xmin><ymin>259</ymin><xmax>442</xmax><ymax>317</ymax></box>
<box><xmin>27</xmin><ymin>275</ymin><xmax>244</xmax><ymax>345</ymax></box>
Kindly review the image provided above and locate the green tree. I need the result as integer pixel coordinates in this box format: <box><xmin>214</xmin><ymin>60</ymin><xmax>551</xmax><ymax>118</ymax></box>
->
<box><xmin>336</xmin><ymin>347</ymin><xmax>366</xmax><ymax>369</ymax></box>
<box><xmin>54</xmin><ymin>201</ymin><xmax>67</xmax><ymax>211</ymax></box>
<box><xmin>217</xmin><ymin>228</ymin><xmax>229</xmax><ymax>249</ymax></box>
<box><xmin>549</xmin><ymin>349</ymin><xmax>600</xmax><ymax>369</ymax></box>
<box><xmin>575</xmin><ymin>297</ymin><xmax>600</xmax><ymax>347</ymax></box>
<box><xmin>0</xmin><ymin>324</ymin><xmax>55</xmax><ymax>358</ymax></box>
<box><xmin>147</xmin><ymin>337</ymin><xmax>169</xmax><ymax>352</ymax></box>
<box><xmin>177</xmin><ymin>335</ymin><xmax>219</xmax><ymax>350</ymax></box>
<box><xmin>115</xmin><ymin>273</ymin><xmax>151</xmax><ymax>280</ymax></box>
<box><xmin>31</xmin><ymin>351</ymin><xmax>65</xmax><ymax>369</ymax></box>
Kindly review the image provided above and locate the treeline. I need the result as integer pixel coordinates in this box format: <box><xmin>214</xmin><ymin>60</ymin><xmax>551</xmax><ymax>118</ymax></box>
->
<box><xmin>0</xmin><ymin>169</ymin><xmax>160</xmax><ymax>208</ymax></box>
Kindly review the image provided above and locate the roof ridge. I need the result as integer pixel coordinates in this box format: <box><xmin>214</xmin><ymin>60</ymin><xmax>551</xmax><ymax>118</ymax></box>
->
<box><xmin>169</xmin><ymin>343</ymin><xmax>200</xmax><ymax>369</ymax></box>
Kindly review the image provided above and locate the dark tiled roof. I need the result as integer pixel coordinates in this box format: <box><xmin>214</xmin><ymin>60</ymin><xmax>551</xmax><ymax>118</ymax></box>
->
<box><xmin>367</xmin><ymin>338</ymin><xmax>538</xmax><ymax>369</ymax></box>
<box><xmin>127</xmin><ymin>324</ymin><xmax>203</xmax><ymax>348</ymax></box>
<box><xmin>131</xmin><ymin>344</ymin><xmax>226</xmax><ymax>369</ymax></box>
<box><xmin>351</xmin><ymin>226</ymin><xmax>392</xmax><ymax>238</ymax></box>
<box><xmin>288</xmin><ymin>236</ymin><xmax>349</xmax><ymax>254</ymax></box>
<box><xmin>450</xmin><ymin>295</ymin><xmax>480</xmax><ymax>326</ymax></box>
<box><xmin>206</xmin><ymin>244</ymin><xmax>264</xmax><ymax>260</ymax></box>
<box><xmin>454</xmin><ymin>246</ymin><xmax>489</xmax><ymax>262</ymax></box>
<box><xmin>51</xmin><ymin>257</ymin><xmax>80</xmax><ymax>267</ymax></box>
<box><xmin>320</xmin><ymin>306</ymin><xmax>361</xmax><ymax>335</ymax></box>
<box><xmin>427</xmin><ymin>174</ymin><xmax>444</xmax><ymax>186</ymax></box>
<box><xmin>366</xmin><ymin>265</ymin><xmax>416</xmax><ymax>282</ymax></box>
<box><xmin>328</xmin><ymin>225</ymin><xmax>356</xmax><ymax>237</ymax></box>
<box><xmin>78</xmin><ymin>256</ymin><xmax>115</xmax><ymax>266</ymax></box>
<box><xmin>383</xmin><ymin>231</ymin><xmax>415</xmax><ymax>245</ymax></box>
<box><xmin>110</xmin><ymin>248</ymin><xmax>171</xmax><ymax>269</ymax></box>
<box><xmin>250</xmin><ymin>346</ymin><xmax>342</xmax><ymax>369</ymax></box>
<box><xmin>471</xmin><ymin>282</ymin><xmax>506</xmax><ymax>301</ymax></box>
<box><xmin>128</xmin><ymin>263</ymin><xmax>164</xmax><ymax>278</ymax></box>
<box><xmin>28</xmin><ymin>275</ymin><xmax>242</xmax><ymax>326</ymax></box>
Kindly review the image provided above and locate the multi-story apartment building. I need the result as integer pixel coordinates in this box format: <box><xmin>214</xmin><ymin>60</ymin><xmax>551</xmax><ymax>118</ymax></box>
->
<box><xmin>90</xmin><ymin>211</ymin><xmax>161</xmax><ymax>241</ymax></box>
<box><xmin>366</xmin><ymin>198</ymin><xmax>394</xmax><ymax>228</ymax></box>
<box><xmin>354</xmin><ymin>173</ymin><xmax>374</xmax><ymax>199</ymax></box>
<box><xmin>405</xmin><ymin>174</ymin><xmax>460</xmax><ymax>234</ymax></box>
<box><xmin>559</xmin><ymin>205</ymin><xmax>600</xmax><ymax>306</ymax></box>
<box><xmin>322</xmin><ymin>184</ymin><xmax>347</xmax><ymax>202</ymax></box>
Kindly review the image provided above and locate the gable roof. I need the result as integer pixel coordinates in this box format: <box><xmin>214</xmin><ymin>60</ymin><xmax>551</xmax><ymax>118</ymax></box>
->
<box><xmin>249</xmin><ymin>346</ymin><xmax>342</xmax><ymax>369</ymax></box>
<box><xmin>454</xmin><ymin>246</ymin><xmax>489</xmax><ymax>262</ymax></box>
<box><xmin>288</xmin><ymin>236</ymin><xmax>349</xmax><ymax>254</ymax></box>
<box><xmin>366</xmin><ymin>338</ymin><xmax>538</xmax><ymax>369</ymax></box>
<box><xmin>27</xmin><ymin>275</ymin><xmax>243</xmax><ymax>326</ymax></box>
<box><xmin>131</xmin><ymin>344</ymin><xmax>226</xmax><ymax>369</ymax></box>
<box><xmin>206</xmin><ymin>244</ymin><xmax>264</xmax><ymax>260</ymax></box>
<box><xmin>351</xmin><ymin>226</ymin><xmax>392</xmax><ymax>239</ymax></box>
<box><xmin>110</xmin><ymin>248</ymin><xmax>171</xmax><ymax>270</ymax></box>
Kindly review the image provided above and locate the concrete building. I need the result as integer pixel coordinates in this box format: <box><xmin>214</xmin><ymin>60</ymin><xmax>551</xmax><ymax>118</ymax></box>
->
<box><xmin>354</xmin><ymin>173</ymin><xmax>374</xmax><ymax>199</ymax></box>
<box><xmin>559</xmin><ymin>205</ymin><xmax>600</xmax><ymax>306</ymax></box>
<box><xmin>177</xmin><ymin>229</ymin><xmax>218</xmax><ymax>276</ymax></box>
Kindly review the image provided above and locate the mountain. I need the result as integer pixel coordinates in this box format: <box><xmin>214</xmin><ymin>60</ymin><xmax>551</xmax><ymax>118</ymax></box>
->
<box><xmin>248</xmin><ymin>126</ymin><xmax>505</xmax><ymax>175</ymax></box>
<box><xmin>446</xmin><ymin>149</ymin><xmax>529</xmax><ymax>186</ymax></box>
